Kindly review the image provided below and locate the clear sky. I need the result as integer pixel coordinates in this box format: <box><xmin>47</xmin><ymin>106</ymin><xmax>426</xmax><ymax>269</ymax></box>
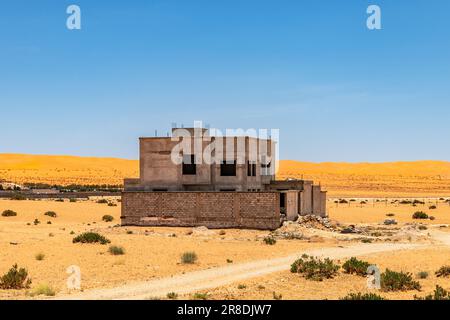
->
<box><xmin>1</xmin><ymin>0</ymin><xmax>449</xmax><ymax>162</ymax></box>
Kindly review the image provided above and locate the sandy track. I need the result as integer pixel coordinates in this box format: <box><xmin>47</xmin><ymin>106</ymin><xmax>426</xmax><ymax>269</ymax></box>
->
<box><xmin>56</xmin><ymin>242</ymin><xmax>423</xmax><ymax>300</ymax></box>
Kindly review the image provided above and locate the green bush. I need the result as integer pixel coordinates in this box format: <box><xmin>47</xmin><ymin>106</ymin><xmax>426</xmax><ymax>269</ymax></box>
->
<box><xmin>181</xmin><ymin>251</ymin><xmax>198</xmax><ymax>264</ymax></box>
<box><xmin>414</xmin><ymin>286</ymin><xmax>450</xmax><ymax>300</ymax></box>
<box><xmin>340</xmin><ymin>292</ymin><xmax>385</xmax><ymax>300</ymax></box>
<box><xmin>109</xmin><ymin>245</ymin><xmax>125</xmax><ymax>255</ymax></box>
<box><xmin>11</xmin><ymin>193</ymin><xmax>26</xmax><ymax>200</ymax></box>
<box><xmin>436</xmin><ymin>265</ymin><xmax>450</xmax><ymax>278</ymax></box>
<box><xmin>339</xmin><ymin>199</ymin><xmax>348</xmax><ymax>204</ymax></box>
<box><xmin>429</xmin><ymin>205</ymin><xmax>437</xmax><ymax>210</ymax></box>
<box><xmin>290</xmin><ymin>255</ymin><xmax>340</xmax><ymax>281</ymax></box>
<box><xmin>97</xmin><ymin>199</ymin><xmax>108</xmax><ymax>204</ymax></box>
<box><xmin>44</xmin><ymin>211</ymin><xmax>57</xmax><ymax>218</ymax></box>
<box><xmin>0</xmin><ymin>264</ymin><xmax>32</xmax><ymax>289</ymax></box>
<box><xmin>237</xmin><ymin>284</ymin><xmax>247</xmax><ymax>289</ymax></box>
<box><xmin>30</xmin><ymin>283</ymin><xmax>56</xmax><ymax>297</ymax></box>
<box><xmin>167</xmin><ymin>292</ymin><xmax>178</xmax><ymax>299</ymax></box>
<box><xmin>69</xmin><ymin>198</ymin><xmax>77</xmax><ymax>203</ymax></box>
<box><xmin>273</xmin><ymin>292</ymin><xmax>283</xmax><ymax>300</ymax></box>
<box><xmin>72</xmin><ymin>232</ymin><xmax>110</xmax><ymax>245</ymax></box>
<box><xmin>193</xmin><ymin>293</ymin><xmax>208</xmax><ymax>300</ymax></box>
<box><xmin>417</xmin><ymin>271</ymin><xmax>429</xmax><ymax>279</ymax></box>
<box><xmin>102</xmin><ymin>215</ymin><xmax>114</xmax><ymax>222</ymax></box>
<box><xmin>263</xmin><ymin>236</ymin><xmax>276</xmax><ymax>245</ymax></box>
<box><xmin>342</xmin><ymin>257</ymin><xmax>371</xmax><ymax>276</ymax></box>
<box><xmin>380</xmin><ymin>269</ymin><xmax>421</xmax><ymax>292</ymax></box>
<box><xmin>35</xmin><ymin>253</ymin><xmax>45</xmax><ymax>261</ymax></box>
<box><xmin>2</xmin><ymin>210</ymin><xmax>17</xmax><ymax>217</ymax></box>
<box><xmin>412</xmin><ymin>211</ymin><xmax>428</xmax><ymax>219</ymax></box>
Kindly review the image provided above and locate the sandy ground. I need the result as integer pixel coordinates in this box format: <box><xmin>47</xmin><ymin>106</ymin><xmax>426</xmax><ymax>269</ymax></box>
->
<box><xmin>328</xmin><ymin>197</ymin><xmax>450</xmax><ymax>224</ymax></box>
<box><xmin>0</xmin><ymin>199</ymin><xmax>326</xmax><ymax>300</ymax></box>
<box><xmin>1</xmin><ymin>198</ymin><xmax>450</xmax><ymax>300</ymax></box>
<box><xmin>204</xmin><ymin>246</ymin><xmax>450</xmax><ymax>300</ymax></box>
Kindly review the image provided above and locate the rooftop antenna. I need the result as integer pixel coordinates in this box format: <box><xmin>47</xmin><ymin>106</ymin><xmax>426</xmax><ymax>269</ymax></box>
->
<box><xmin>171</xmin><ymin>122</ymin><xmax>177</xmax><ymax>129</ymax></box>
<box><xmin>155</xmin><ymin>129</ymin><xmax>158</xmax><ymax>137</ymax></box>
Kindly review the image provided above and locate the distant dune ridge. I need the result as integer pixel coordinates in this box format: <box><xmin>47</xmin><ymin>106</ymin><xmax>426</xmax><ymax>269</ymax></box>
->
<box><xmin>1</xmin><ymin>154</ymin><xmax>450</xmax><ymax>197</ymax></box>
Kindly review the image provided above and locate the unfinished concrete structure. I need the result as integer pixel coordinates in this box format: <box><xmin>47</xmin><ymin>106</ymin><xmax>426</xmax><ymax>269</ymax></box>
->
<box><xmin>122</xmin><ymin>127</ymin><xmax>326</xmax><ymax>230</ymax></box>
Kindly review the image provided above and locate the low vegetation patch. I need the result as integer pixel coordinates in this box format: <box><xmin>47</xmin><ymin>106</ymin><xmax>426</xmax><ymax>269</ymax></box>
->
<box><xmin>429</xmin><ymin>205</ymin><xmax>437</xmax><ymax>210</ymax></box>
<box><xmin>167</xmin><ymin>292</ymin><xmax>178</xmax><ymax>299</ymax></box>
<box><xmin>340</xmin><ymin>292</ymin><xmax>385</xmax><ymax>300</ymax></box>
<box><xmin>109</xmin><ymin>245</ymin><xmax>125</xmax><ymax>255</ymax></box>
<box><xmin>2</xmin><ymin>210</ymin><xmax>17</xmax><ymax>217</ymax></box>
<box><xmin>263</xmin><ymin>236</ymin><xmax>276</xmax><ymax>245</ymax></box>
<box><xmin>380</xmin><ymin>269</ymin><xmax>421</xmax><ymax>292</ymax></box>
<box><xmin>35</xmin><ymin>253</ymin><xmax>45</xmax><ymax>261</ymax></box>
<box><xmin>436</xmin><ymin>265</ymin><xmax>450</xmax><ymax>278</ymax></box>
<box><xmin>44</xmin><ymin>211</ymin><xmax>57</xmax><ymax>218</ymax></box>
<box><xmin>102</xmin><ymin>215</ymin><xmax>114</xmax><ymax>222</ymax></box>
<box><xmin>30</xmin><ymin>283</ymin><xmax>56</xmax><ymax>297</ymax></box>
<box><xmin>272</xmin><ymin>292</ymin><xmax>283</xmax><ymax>300</ymax></box>
<box><xmin>97</xmin><ymin>199</ymin><xmax>109</xmax><ymax>204</ymax></box>
<box><xmin>72</xmin><ymin>232</ymin><xmax>111</xmax><ymax>245</ymax></box>
<box><xmin>417</xmin><ymin>271</ymin><xmax>429</xmax><ymax>279</ymax></box>
<box><xmin>412</xmin><ymin>211</ymin><xmax>429</xmax><ymax>219</ymax></box>
<box><xmin>0</xmin><ymin>264</ymin><xmax>32</xmax><ymax>289</ymax></box>
<box><xmin>342</xmin><ymin>257</ymin><xmax>371</xmax><ymax>276</ymax></box>
<box><xmin>181</xmin><ymin>251</ymin><xmax>198</xmax><ymax>264</ymax></box>
<box><xmin>415</xmin><ymin>286</ymin><xmax>450</xmax><ymax>300</ymax></box>
<box><xmin>193</xmin><ymin>292</ymin><xmax>208</xmax><ymax>300</ymax></box>
<box><xmin>290</xmin><ymin>255</ymin><xmax>340</xmax><ymax>281</ymax></box>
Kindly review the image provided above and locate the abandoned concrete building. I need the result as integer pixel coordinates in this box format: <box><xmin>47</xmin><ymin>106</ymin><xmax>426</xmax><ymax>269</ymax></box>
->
<box><xmin>122</xmin><ymin>127</ymin><xmax>326</xmax><ymax>230</ymax></box>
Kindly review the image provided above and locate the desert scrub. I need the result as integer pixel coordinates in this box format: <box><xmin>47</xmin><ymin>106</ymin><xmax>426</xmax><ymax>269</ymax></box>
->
<box><xmin>30</xmin><ymin>283</ymin><xmax>56</xmax><ymax>297</ymax></box>
<box><xmin>263</xmin><ymin>236</ymin><xmax>276</xmax><ymax>245</ymax></box>
<box><xmin>412</xmin><ymin>211</ymin><xmax>428</xmax><ymax>219</ymax></box>
<box><xmin>193</xmin><ymin>292</ymin><xmax>208</xmax><ymax>300</ymax></box>
<box><xmin>435</xmin><ymin>265</ymin><xmax>450</xmax><ymax>278</ymax></box>
<box><xmin>290</xmin><ymin>255</ymin><xmax>340</xmax><ymax>281</ymax></box>
<box><xmin>72</xmin><ymin>232</ymin><xmax>111</xmax><ymax>245</ymax></box>
<box><xmin>340</xmin><ymin>292</ymin><xmax>385</xmax><ymax>300</ymax></box>
<box><xmin>97</xmin><ymin>199</ymin><xmax>108</xmax><ymax>204</ymax></box>
<box><xmin>35</xmin><ymin>253</ymin><xmax>45</xmax><ymax>261</ymax></box>
<box><xmin>181</xmin><ymin>252</ymin><xmax>198</xmax><ymax>264</ymax></box>
<box><xmin>342</xmin><ymin>257</ymin><xmax>371</xmax><ymax>276</ymax></box>
<box><xmin>429</xmin><ymin>205</ymin><xmax>437</xmax><ymax>210</ymax></box>
<box><xmin>414</xmin><ymin>286</ymin><xmax>450</xmax><ymax>300</ymax></box>
<box><xmin>380</xmin><ymin>269</ymin><xmax>421</xmax><ymax>292</ymax></box>
<box><xmin>69</xmin><ymin>198</ymin><xmax>77</xmax><ymax>203</ymax></box>
<box><xmin>102</xmin><ymin>215</ymin><xmax>114</xmax><ymax>222</ymax></box>
<box><xmin>107</xmin><ymin>202</ymin><xmax>117</xmax><ymax>207</ymax></box>
<box><xmin>386</xmin><ymin>213</ymin><xmax>395</xmax><ymax>217</ymax></box>
<box><xmin>167</xmin><ymin>292</ymin><xmax>178</xmax><ymax>299</ymax></box>
<box><xmin>417</xmin><ymin>271</ymin><xmax>429</xmax><ymax>279</ymax></box>
<box><xmin>272</xmin><ymin>292</ymin><xmax>282</xmax><ymax>300</ymax></box>
<box><xmin>237</xmin><ymin>284</ymin><xmax>247</xmax><ymax>289</ymax></box>
<box><xmin>44</xmin><ymin>211</ymin><xmax>57</xmax><ymax>218</ymax></box>
<box><xmin>109</xmin><ymin>245</ymin><xmax>125</xmax><ymax>255</ymax></box>
<box><xmin>0</xmin><ymin>264</ymin><xmax>32</xmax><ymax>289</ymax></box>
<box><xmin>2</xmin><ymin>210</ymin><xmax>17</xmax><ymax>217</ymax></box>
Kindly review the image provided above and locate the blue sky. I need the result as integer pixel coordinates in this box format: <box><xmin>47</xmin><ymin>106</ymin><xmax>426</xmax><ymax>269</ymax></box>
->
<box><xmin>1</xmin><ymin>0</ymin><xmax>449</xmax><ymax>162</ymax></box>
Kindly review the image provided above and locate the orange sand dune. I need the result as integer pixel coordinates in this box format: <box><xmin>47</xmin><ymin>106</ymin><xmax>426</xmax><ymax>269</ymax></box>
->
<box><xmin>1</xmin><ymin>154</ymin><xmax>450</xmax><ymax>197</ymax></box>
<box><xmin>279</xmin><ymin>160</ymin><xmax>450</xmax><ymax>197</ymax></box>
<box><xmin>0</xmin><ymin>154</ymin><xmax>139</xmax><ymax>186</ymax></box>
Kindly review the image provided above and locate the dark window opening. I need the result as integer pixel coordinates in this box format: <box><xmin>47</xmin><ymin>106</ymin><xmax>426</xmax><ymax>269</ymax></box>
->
<box><xmin>220</xmin><ymin>160</ymin><xmax>236</xmax><ymax>176</ymax></box>
<box><xmin>153</xmin><ymin>188</ymin><xmax>168</xmax><ymax>192</ymax></box>
<box><xmin>182</xmin><ymin>154</ymin><xmax>196</xmax><ymax>175</ymax></box>
<box><xmin>220</xmin><ymin>188</ymin><xmax>236</xmax><ymax>192</ymax></box>
<box><xmin>247</xmin><ymin>161</ymin><xmax>256</xmax><ymax>177</ymax></box>
<box><xmin>261</xmin><ymin>161</ymin><xmax>272</xmax><ymax>176</ymax></box>
<box><xmin>280</xmin><ymin>193</ymin><xmax>287</xmax><ymax>215</ymax></box>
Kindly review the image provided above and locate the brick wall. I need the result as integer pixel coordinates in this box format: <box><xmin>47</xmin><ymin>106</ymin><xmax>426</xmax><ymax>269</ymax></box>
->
<box><xmin>121</xmin><ymin>191</ymin><xmax>281</xmax><ymax>230</ymax></box>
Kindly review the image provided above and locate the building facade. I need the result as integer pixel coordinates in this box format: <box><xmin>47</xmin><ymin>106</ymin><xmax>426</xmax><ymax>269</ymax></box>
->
<box><xmin>122</xmin><ymin>127</ymin><xmax>326</xmax><ymax>230</ymax></box>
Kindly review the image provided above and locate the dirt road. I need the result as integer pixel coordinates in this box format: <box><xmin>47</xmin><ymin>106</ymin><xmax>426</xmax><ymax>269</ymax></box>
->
<box><xmin>56</xmin><ymin>242</ymin><xmax>424</xmax><ymax>300</ymax></box>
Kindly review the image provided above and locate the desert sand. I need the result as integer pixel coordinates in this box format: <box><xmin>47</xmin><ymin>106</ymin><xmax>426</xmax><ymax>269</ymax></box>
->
<box><xmin>1</xmin><ymin>198</ymin><xmax>450</xmax><ymax>300</ymax></box>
